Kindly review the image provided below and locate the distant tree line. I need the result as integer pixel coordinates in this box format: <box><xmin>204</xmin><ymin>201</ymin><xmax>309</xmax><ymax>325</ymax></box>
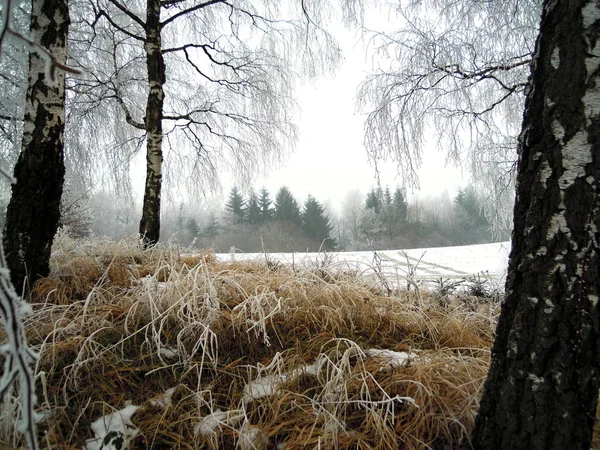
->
<box><xmin>40</xmin><ymin>182</ymin><xmax>503</xmax><ymax>253</ymax></box>
<box><xmin>214</xmin><ymin>186</ymin><xmax>337</xmax><ymax>252</ymax></box>
<box><xmin>338</xmin><ymin>184</ymin><xmax>498</xmax><ymax>251</ymax></box>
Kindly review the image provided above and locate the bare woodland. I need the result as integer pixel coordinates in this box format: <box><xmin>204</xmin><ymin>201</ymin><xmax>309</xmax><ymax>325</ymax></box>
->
<box><xmin>1</xmin><ymin>0</ymin><xmax>600</xmax><ymax>449</ymax></box>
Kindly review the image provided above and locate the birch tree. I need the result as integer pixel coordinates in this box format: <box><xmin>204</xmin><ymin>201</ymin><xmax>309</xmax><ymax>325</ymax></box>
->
<box><xmin>3</xmin><ymin>0</ymin><xmax>71</xmax><ymax>292</ymax></box>
<box><xmin>69</xmin><ymin>0</ymin><xmax>362</xmax><ymax>246</ymax></box>
<box><xmin>472</xmin><ymin>1</ymin><xmax>600</xmax><ymax>448</ymax></box>
<box><xmin>0</xmin><ymin>0</ymin><xmax>80</xmax><ymax>446</ymax></box>
<box><xmin>358</xmin><ymin>0</ymin><xmax>541</xmax><ymax>231</ymax></box>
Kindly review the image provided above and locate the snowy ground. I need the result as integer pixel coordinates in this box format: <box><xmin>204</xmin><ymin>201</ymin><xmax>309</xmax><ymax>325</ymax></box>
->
<box><xmin>216</xmin><ymin>241</ymin><xmax>511</xmax><ymax>290</ymax></box>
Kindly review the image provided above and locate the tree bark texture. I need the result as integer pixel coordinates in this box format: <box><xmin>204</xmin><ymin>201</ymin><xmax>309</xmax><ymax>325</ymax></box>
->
<box><xmin>138</xmin><ymin>0</ymin><xmax>165</xmax><ymax>247</ymax></box>
<box><xmin>472</xmin><ymin>1</ymin><xmax>600</xmax><ymax>449</ymax></box>
<box><xmin>3</xmin><ymin>0</ymin><xmax>69</xmax><ymax>292</ymax></box>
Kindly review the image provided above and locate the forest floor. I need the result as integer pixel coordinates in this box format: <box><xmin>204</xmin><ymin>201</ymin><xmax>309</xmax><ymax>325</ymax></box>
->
<box><xmin>1</xmin><ymin>233</ymin><xmax>598</xmax><ymax>449</ymax></box>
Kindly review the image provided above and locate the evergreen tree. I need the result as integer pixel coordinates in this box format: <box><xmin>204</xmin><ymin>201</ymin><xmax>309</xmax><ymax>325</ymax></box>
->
<box><xmin>258</xmin><ymin>187</ymin><xmax>274</xmax><ymax>223</ymax></box>
<box><xmin>392</xmin><ymin>187</ymin><xmax>408</xmax><ymax>224</ymax></box>
<box><xmin>359</xmin><ymin>208</ymin><xmax>385</xmax><ymax>244</ymax></box>
<box><xmin>225</xmin><ymin>187</ymin><xmax>246</xmax><ymax>223</ymax></box>
<box><xmin>185</xmin><ymin>218</ymin><xmax>199</xmax><ymax>244</ymax></box>
<box><xmin>302</xmin><ymin>195</ymin><xmax>337</xmax><ymax>250</ymax></box>
<box><xmin>454</xmin><ymin>185</ymin><xmax>490</xmax><ymax>244</ymax></box>
<box><xmin>379</xmin><ymin>185</ymin><xmax>396</xmax><ymax>238</ymax></box>
<box><xmin>274</xmin><ymin>186</ymin><xmax>302</xmax><ymax>226</ymax></box>
<box><xmin>203</xmin><ymin>213</ymin><xmax>220</xmax><ymax>239</ymax></box>
<box><xmin>383</xmin><ymin>186</ymin><xmax>392</xmax><ymax>206</ymax></box>
<box><xmin>245</xmin><ymin>191</ymin><xmax>262</xmax><ymax>225</ymax></box>
<box><xmin>364</xmin><ymin>187</ymin><xmax>382</xmax><ymax>214</ymax></box>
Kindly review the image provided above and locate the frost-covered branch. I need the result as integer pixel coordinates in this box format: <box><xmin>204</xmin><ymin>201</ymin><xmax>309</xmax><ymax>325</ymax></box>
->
<box><xmin>0</xmin><ymin>0</ymin><xmax>81</xmax><ymax>86</ymax></box>
<box><xmin>357</xmin><ymin>0</ymin><xmax>542</xmax><ymax>235</ymax></box>
<box><xmin>0</xmin><ymin>239</ymin><xmax>39</xmax><ymax>450</ymax></box>
<box><xmin>0</xmin><ymin>165</ymin><xmax>38</xmax><ymax>450</ymax></box>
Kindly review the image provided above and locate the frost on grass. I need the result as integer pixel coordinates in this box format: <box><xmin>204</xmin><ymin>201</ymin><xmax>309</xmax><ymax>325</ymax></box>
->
<box><xmin>84</xmin><ymin>403</ymin><xmax>140</xmax><ymax>450</ymax></box>
<box><xmin>148</xmin><ymin>387</ymin><xmax>176</xmax><ymax>408</ymax></box>
<box><xmin>242</xmin><ymin>355</ymin><xmax>327</xmax><ymax>404</ymax></box>
<box><xmin>365</xmin><ymin>348</ymin><xmax>421</xmax><ymax>369</ymax></box>
<box><xmin>21</xmin><ymin>236</ymin><xmax>503</xmax><ymax>448</ymax></box>
<box><xmin>238</xmin><ymin>424</ymin><xmax>269</xmax><ymax>450</ymax></box>
<box><xmin>0</xmin><ymin>252</ymin><xmax>39</xmax><ymax>449</ymax></box>
<box><xmin>194</xmin><ymin>409</ymin><xmax>245</xmax><ymax>436</ymax></box>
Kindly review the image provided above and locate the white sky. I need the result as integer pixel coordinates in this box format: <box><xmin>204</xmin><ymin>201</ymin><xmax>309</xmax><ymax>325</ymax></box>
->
<box><xmin>248</xmin><ymin>22</ymin><xmax>468</xmax><ymax>210</ymax></box>
<box><xmin>131</xmin><ymin>7</ymin><xmax>470</xmax><ymax>212</ymax></box>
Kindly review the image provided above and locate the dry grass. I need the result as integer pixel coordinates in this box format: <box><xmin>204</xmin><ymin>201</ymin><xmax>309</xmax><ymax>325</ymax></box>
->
<box><xmin>0</xmin><ymin>234</ymin><xmax>582</xmax><ymax>449</ymax></box>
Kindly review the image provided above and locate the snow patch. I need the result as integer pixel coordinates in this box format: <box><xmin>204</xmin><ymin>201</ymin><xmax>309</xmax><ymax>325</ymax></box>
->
<box><xmin>216</xmin><ymin>242</ymin><xmax>511</xmax><ymax>288</ymax></box>
<box><xmin>158</xmin><ymin>346</ymin><xmax>178</xmax><ymax>360</ymax></box>
<box><xmin>243</xmin><ymin>373</ymin><xmax>288</xmax><ymax>403</ymax></box>
<box><xmin>238</xmin><ymin>424</ymin><xmax>268</xmax><ymax>450</ymax></box>
<box><xmin>365</xmin><ymin>349</ymin><xmax>420</xmax><ymax>369</ymax></box>
<box><xmin>242</xmin><ymin>356</ymin><xmax>327</xmax><ymax>404</ymax></box>
<box><xmin>84</xmin><ymin>403</ymin><xmax>140</xmax><ymax>450</ymax></box>
<box><xmin>148</xmin><ymin>387</ymin><xmax>176</xmax><ymax>408</ymax></box>
<box><xmin>194</xmin><ymin>409</ymin><xmax>244</xmax><ymax>436</ymax></box>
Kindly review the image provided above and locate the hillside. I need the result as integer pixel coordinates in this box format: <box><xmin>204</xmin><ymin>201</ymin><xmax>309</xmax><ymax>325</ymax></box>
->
<box><xmin>1</xmin><ymin>235</ymin><xmax>597</xmax><ymax>449</ymax></box>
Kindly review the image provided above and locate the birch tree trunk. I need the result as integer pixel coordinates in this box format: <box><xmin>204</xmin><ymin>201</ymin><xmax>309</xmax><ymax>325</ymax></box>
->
<box><xmin>3</xmin><ymin>0</ymin><xmax>69</xmax><ymax>292</ymax></box>
<box><xmin>471</xmin><ymin>1</ymin><xmax>600</xmax><ymax>448</ymax></box>
<box><xmin>138</xmin><ymin>0</ymin><xmax>164</xmax><ymax>247</ymax></box>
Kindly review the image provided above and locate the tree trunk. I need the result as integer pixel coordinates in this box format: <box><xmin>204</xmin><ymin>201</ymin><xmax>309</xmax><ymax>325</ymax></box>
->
<box><xmin>471</xmin><ymin>1</ymin><xmax>600</xmax><ymax>449</ymax></box>
<box><xmin>3</xmin><ymin>0</ymin><xmax>69</xmax><ymax>293</ymax></box>
<box><xmin>138</xmin><ymin>0</ymin><xmax>165</xmax><ymax>247</ymax></box>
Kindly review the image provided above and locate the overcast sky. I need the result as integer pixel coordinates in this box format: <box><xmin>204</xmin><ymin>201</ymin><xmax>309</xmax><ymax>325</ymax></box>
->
<box><xmin>130</xmin><ymin>7</ymin><xmax>471</xmax><ymax>212</ymax></box>
<box><xmin>239</xmin><ymin>19</ymin><xmax>469</xmax><ymax>210</ymax></box>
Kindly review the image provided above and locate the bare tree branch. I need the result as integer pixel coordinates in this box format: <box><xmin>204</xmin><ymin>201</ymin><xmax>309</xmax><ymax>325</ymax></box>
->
<box><xmin>160</xmin><ymin>0</ymin><xmax>227</xmax><ymax>29</ymax></box>
<box><xmin>357</xmin><ymin>0</ymin><xmax>541</xmax><ymax>234</ymax></box>
<box><xmin>105</xmin><ymin>0</ymin><xmax>146</xmax><ymax>29</ymax></box>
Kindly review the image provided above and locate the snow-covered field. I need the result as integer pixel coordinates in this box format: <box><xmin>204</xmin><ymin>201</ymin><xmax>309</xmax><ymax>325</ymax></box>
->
<box><xmin>217</xmin><ymin>241</ymin><xmax>512</xmax><ymax>289</ymax></box>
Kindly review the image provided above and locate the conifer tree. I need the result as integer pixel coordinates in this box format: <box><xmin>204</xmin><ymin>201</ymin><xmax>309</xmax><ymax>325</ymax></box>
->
<box><xmin>202</xmin><ymin>213</ymin><xmax>220</xmax><ymax>239</ymax></box>
<box><xmin>383</xmin><ymin>186</ymin><xmax>392</xmax><ymax>206</ymax></box>
<box><xmin>364</xmin><ymin>187</ymin><xmax>382</xmax><ymax>214</ymax></box>
<box><xmin>274</xmin><ymin>186</ymin><xmax>302</xmax><ymax>226</ymax></box>
<box><xmin>185</xmin><ymin>218</ymin><xmax>199</xmax><ymax>244</ymax></box>
<box><xmin>225</xmin><ymin>187</ymin><xmax>246</xmax><ymax>224</ymax></box>
<box><xmin>392</xmin><ymin>187</ymin><xmax>408</xmax><ymax>224</ymax></box>
<box><xmin>258</xmin><ymin>187</ymin><xmax>274</xmax><ymax>223</ymax></box>
<box><xmin>245</xmin><ymin>191</ymin><xmax>262</xmax><ymax>225</ymax></box>
<box><xmin>302</xmin><ymin>195</ymin><xmax>337</xmax><ymax>250</ymax></box>
<box><xmin>454</xmin><ymin>185</ymin><xmax>490</xmax><ymax>244</ymax></box>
